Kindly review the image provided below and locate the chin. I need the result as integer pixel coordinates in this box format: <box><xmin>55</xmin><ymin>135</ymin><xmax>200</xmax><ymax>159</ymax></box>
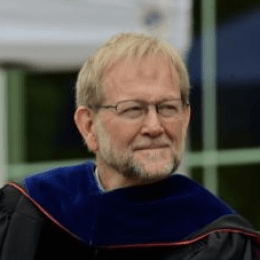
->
<box><xmin>131</xmin><ymin>159</ymin><xmax>175</xmax><ymax>181</ymax></box>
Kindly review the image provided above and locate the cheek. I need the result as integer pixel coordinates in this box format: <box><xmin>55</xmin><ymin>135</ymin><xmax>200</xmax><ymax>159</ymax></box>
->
<box><xmin>165</xmin><ymin>120</ymin><xmax>185</xmax><ymax>142</ymax></box>
<box><xmin>116</xmin><ymin>125</ymin><xmax>138</xmax><ymax>147</ymax></box>
<box><xmin>102</xmin><ymin>117</ymin><xmax>138</xmax><ymax>147</ymax></box>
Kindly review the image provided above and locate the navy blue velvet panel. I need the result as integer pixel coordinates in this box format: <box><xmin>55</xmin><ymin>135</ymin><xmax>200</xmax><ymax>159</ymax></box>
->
<box><xmin>24</xmin><ymin>161</ymin><xmax>235</xmax><ymax>246</ymax></box>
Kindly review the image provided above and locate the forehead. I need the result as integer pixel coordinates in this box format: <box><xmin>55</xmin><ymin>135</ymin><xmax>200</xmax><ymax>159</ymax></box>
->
<box><xmin>102</xmin><ymin>55</ymin><xmax>179</xmax><ymax>87</ymax></box>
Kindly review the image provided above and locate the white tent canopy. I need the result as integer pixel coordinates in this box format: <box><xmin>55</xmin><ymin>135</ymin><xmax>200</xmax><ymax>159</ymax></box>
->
<box><xmin>0</xmin><ymin>0</ymin><xmax>192</xmax><ymax>71</ymax></box>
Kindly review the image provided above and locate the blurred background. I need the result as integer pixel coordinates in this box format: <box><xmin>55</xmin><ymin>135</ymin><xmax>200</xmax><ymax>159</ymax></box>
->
<box><xmin>0</xmin><ymin>0</ymin><xmax>260</xmax><ymax>228</ymax></box>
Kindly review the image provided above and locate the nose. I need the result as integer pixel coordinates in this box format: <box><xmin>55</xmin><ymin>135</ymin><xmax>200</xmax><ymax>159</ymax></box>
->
<box><xmin>140</xmin><ymin>106</ymin><xmax>164</xmax><ymax>137</ymax></box>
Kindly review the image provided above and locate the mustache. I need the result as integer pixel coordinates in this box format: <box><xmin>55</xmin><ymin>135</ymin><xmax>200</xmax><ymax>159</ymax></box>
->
<box><xmin>132</xmin><ymin>140</ymin><xmax>172</xmax><ymax>150</ymax></box>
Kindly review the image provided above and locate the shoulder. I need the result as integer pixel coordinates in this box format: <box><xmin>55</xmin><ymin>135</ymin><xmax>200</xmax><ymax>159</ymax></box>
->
<box><xmin>182</xmin><ymin>214</ymin><xmax>260</xmax><ymax>259</ymax></box>
<box><xmin>0</xmin><ymin>182</ymin><xmax>44</xmax><ymax>259</ymax></box>
<box><xmin>0</xmin><ymin>183</ymin><xmax>92</xmax><ymax>260</ymax></box>
<box><xmin>23</xmin><ymin>160</ymin><xmax>98</xmax><ymax>199</ymax></box>
<box><xmin>24</xmin><ymin>160</ymin><xmax>95</xmax><ymax>189</ymax></box>
<box><xmin>0</xmin><ymin>184</ymin><xmax>24</xmax><ymax>215</ymax></box>
<box><xmin>169</xmin><ymin>174</ymin><xmax>236</xmax><ymax>215</ymax></box>
<box><xmin>0</xmin><ymin>181</ymin><xmax>44</xmax><ymax>220</ymax></box>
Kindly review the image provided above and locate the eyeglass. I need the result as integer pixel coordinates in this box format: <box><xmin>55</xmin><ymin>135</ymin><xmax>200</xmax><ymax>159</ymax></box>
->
<box><xmin>94</xmin><ymin>99</ymin><xmax>189</xmax><ymax>119</ymax></box>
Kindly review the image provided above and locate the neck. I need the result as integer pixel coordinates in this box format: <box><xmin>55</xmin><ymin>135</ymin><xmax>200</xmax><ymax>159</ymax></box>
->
<box><xmin>95</xmin><ymin>158</ymin><xmax>143</xmax><ymax>191</ymax></box>
<box><xmin>95</xmin><ymin>159</ymin><xmax>171</xmax><ymax>191</ymax></box>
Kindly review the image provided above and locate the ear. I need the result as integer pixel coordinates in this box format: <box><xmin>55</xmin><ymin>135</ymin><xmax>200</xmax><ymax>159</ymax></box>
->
<box><xmin>183</xmin><ymin>104</ymin><xmax>191</xmax><ymax>131</ymax></box>
<box><xmin>74</xmin><ymin>106</ymin><xmax>98</xmax><ymax>153</ymax></box>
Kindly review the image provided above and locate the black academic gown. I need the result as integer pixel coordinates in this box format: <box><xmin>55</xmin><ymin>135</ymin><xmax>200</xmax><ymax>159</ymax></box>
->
<box><xmin>0</xmin><ymin>161</ymin><xmax>260</xmax><ymax>260</ymax></box>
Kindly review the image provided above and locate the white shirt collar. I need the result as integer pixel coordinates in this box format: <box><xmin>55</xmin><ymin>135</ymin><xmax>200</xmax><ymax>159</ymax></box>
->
<box><xmin>94</xmin><ymin>167</ymin><xmax>107</xmax><ymax>193</ymax></box>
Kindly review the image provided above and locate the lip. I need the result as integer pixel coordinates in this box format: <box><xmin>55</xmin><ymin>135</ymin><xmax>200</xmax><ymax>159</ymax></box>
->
<box><xmin>134</xmin><ymin>145</ymin><xmax>169</xmax><ymax>151</ymax></box>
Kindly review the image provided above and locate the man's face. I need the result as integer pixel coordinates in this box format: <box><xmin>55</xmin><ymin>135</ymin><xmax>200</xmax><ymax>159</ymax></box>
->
<box><xmin>93</xmin><ymin>55</ymin><xmax>190</xmax><ymax>183</ymax></box>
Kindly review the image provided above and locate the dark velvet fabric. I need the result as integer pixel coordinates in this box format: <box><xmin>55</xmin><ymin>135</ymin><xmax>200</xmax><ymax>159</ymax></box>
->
<box><xmin>24</xmin><ymin>161</ymin><xmax>235</xmax><ymax>246</ymax></box>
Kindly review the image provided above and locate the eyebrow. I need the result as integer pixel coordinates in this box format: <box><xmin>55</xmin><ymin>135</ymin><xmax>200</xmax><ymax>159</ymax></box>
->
<box><xmin>118</xmin><ymin>98</ymin><xmax>182</xmax><ymax>104</ymax></box>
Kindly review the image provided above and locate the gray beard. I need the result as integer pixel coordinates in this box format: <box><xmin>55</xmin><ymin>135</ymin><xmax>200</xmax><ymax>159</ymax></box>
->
<box><xmin>122</xmin><ymin>161</ymin><xmax>179</xmax><ymax>182</ymax></box>
<box><xmin>95</xmin><ymin>117</ymin><xmax>184</xmax><ymax>184</ymax></box>
<box><xmin>103</xmin><ymin>153</ymin><xmax>180</xmax><ymax>183</ymax></box>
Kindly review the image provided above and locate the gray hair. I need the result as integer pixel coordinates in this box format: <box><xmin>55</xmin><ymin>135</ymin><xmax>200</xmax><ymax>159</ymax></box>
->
<box><xmin>76</xmin><ymin>32</ymin><xmax>190</xmax><ymax>109</ymax></box>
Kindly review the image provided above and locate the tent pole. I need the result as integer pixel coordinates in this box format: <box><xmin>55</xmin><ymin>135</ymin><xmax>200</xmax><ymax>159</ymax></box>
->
<box><xmin>0</xmin><ymin>69</ymin><xmax>8</xmax><ymax>187</ymax></box>
<box><xmin>201</xmin><ymin>0</ymin><xmax>218</xmax><ymax>194</ymax></box>
<box><xmin>7</xmin><ymin>69</ymin><xmax>26</xmax><ymax>180</ymax></box>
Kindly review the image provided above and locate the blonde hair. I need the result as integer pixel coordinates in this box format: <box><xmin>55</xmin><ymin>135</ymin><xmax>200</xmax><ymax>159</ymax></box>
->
<box><xmin>76</xmin><ymin>32</ymin><xmax>190</xmax><ymax>109</ymax></box>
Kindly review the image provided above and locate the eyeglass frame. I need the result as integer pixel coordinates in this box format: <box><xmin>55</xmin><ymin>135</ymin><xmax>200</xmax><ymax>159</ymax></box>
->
<box><xmin>92</xmin><ymin>99</ymin><xmax>190</xmax><ymax>119</ymax></box>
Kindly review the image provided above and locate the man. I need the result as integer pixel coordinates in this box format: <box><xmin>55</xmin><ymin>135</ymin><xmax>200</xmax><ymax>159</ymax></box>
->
<box><xmin>0</xmin><ymin>32</ymin><xmax>260</xmax><ymax>259</ymax></box>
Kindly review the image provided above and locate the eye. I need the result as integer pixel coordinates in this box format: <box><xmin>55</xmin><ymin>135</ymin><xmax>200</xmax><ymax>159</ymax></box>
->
<box><xmin>158</xmin><ymin>102</ymin><xmax>180</xmax><ymax>117</ymax></box>
<box><xmin>117</xmin><ymin>103</ymin><xmax>144</xmax><ymax>118</ymax></box>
